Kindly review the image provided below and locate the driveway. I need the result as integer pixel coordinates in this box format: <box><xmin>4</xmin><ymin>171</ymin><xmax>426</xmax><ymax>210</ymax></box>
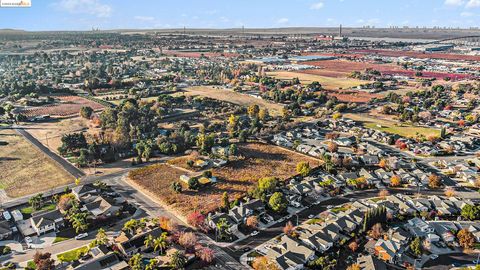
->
<box><xmin>28</xmin><ymin>232</ymin><xmax>57</xmax><ymax>249</ymax></box>
<box><xmin>0</xmin><ymin>240</ymin><xmax>23</xmax><ymax>253</ymax></box>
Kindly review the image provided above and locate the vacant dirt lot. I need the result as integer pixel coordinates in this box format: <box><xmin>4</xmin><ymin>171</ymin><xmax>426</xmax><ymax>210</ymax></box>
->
<box><xmin>182</xmin><ymin>86</ymin><xmax>284</xmax><ymax>116</ymax></box>
<box><xmin>129</xmin><ymin>143</ymin><xmax>321</xmax><ymax>216</ymax></box>
<box><xmin>0</xmin><ymin>129</ymin><xmax>73</xmax><ymax>199</ymax></box>
<box><xmin>26</xmin><ymin>117</ymin><xmax>90</xmax><ymax>154</ymax></box>
<box><xmin>267</xmin><ymin>71</ymin><xmax>367</xmax><ymax>90</ymax></box>
<box><xmin>19</xmin><ymin>96</ymin><xmax>106</xmax><ymax>118</ymax></box>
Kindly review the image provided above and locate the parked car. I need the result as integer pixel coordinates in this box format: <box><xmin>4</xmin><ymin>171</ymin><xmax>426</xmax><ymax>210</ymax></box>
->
<box><xmin>308</xmin><ymin>214</ymin><xmax>315</xmax><ymax>219</ymax></box>
<box><xmin>75</xmin><ymin>233</ymin><xmax>88</xmax><ymax>240</ymax></box>
<box><xmin>251</xmin><ymin>231</ymin><xmax>259</xmax><ymax>236</ymax></box>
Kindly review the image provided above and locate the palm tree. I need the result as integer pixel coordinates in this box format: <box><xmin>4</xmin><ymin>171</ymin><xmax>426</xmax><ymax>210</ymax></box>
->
<box><xmin>70</xmin><ymin>212</ymin><xmax>88</xmax><ymax>233</ymax></box>
<box><xmin>145</xmin><ymin>258</ymin><xmax>159</xmax><ymax>270</ymax></box>
<box><xmin>153</xmin><ymin>232</ymin><xmax>168</xmax><ymax>254</ymax></box>
<box><xmin>170</xmin><ymin>251</ymin><xmax>186</xmax><ymax>269</ymax></box>
<box><xmin>144</xmin><ymin>234</ymin><xmax>154</xmax><ymax>249</ymax></box>
<box><xmin>128</xmin><ymin>254</ymin><xmax>143</xmax><ymax>270</ymax></box>
<box><xmin>95</xmin><ymin>228</ymin><xmax>108</xmax><ymax>245</ymax></box>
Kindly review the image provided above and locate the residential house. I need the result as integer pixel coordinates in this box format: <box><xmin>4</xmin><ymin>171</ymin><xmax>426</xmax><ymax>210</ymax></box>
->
<box><xmin>116</xmin><ymin>227</ymin><xmax>163</xmax><ymax>257</ymax></box>
<box><xmin>30</xmin><ymin>209</ymin><xmax>64</xmax><ymax>235</ymax></box>
<box><xmin>357</xmin><ymin>255</ymin><xmax>387</xmax><ymax>270</ymax></box>
<box><xmin>265</xmin><ymin>235</ymin><xmax>316</xmax><ymax>270</ymax></box>
<box><xmin>228</xmin><ymin>199</ymin><xmax>264</xmax><ymax>224</ymax></box>
<box><xmin>82</xmin><ymin>196</ymin><xmax>121</xmax><ymax>218</ymax></box>
<box><xmin>374</xmin><ymin>239</ymin><xmax>402</xmax><ymax>263</ymax></box>
<box><xmin>72</xmin><ymin>184</ymin><xmax>98</xmax><ymax>201</ymax></box>
<box><xmin>0</xmin><ymin>220</ymin><xmax>12</xmax><ymax>240</ymax></box>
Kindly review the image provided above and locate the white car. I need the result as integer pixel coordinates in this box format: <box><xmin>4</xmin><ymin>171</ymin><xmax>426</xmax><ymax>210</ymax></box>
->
<box><xmin>308</xmin><ymin>214</ymin><xmax>315</xmax><ymax>219</ymax></box>
<box><xmin>25</xmin><ymin>236</ymin><xmax>32</xmax><ymax>243</ymax></box>
<box><xmin>327</xmin><ymin>205</ymin><xmax>333</xmax><ymax>209</ymax></box>
<box><xmin>251</xmin><ymin>231</ymin><xmax>259</xmax><ymax>236</ymax></box>
<box><xmin>75</xmin><ymin>233</ymin><xmax>88</xmax><ymax>240</ymax></box>
<box><xmin>430</xmin><ymin>254</ymin><xmax>438</xmax><ymax>259</ymax></box>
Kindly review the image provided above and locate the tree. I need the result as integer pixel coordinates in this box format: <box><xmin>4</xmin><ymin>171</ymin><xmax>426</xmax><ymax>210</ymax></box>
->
<box><xmin>258</xmin><ymin>177</ymin><xmax>278</xmax><ymax>194</ymax></box>
<box><xmin>461</xmin><ymin>204</ymin><xmax>480</xmax><ymax>220</ymax></box>
<box><xmin>258</xmin><ymin>108</ymin><xmax>269</xmax><ymax>121</ymax></box>
<box><xmin>269</xmin><ymin>192</ymin><xmax>287</xmax><ymax>213</ymax></box>
<box><xmin>390</xmin><ymin>175</ymin><xmax>401</xmax><ymax>187</ymax></box>
<box><xmin>428</xmin><ymin>174</ymin><xmax>441</xmax><ymax>189</ymax></box>
<box><xmin>246</xmin><ymin>216</ymin><xmax>258</xmax><ymax>229</ymax></box>
<box><xmin>216</xmin><ymin>218</ymin><xmax>231</xmax><ymax>240</ymax></box>
<box><xmin>221</xmin><ymin>192</ymin><xmax>230</xmax><ymax>211</ymax></box>
<box><xmin>70</xmin><ymin>212</ymin><xmax>88</xmax><ymax>233</ymax></box>
<box><xmin>57</xmin><ymin>193</ymin><xmax>77</xmax><ymax>212</ymax></box>
<box><xmin>378</xmin><ymin>159</ymin><xmax>388</xmax><ymax>169</ymax></box>
<box><xmin>327</xmin><ymin>141</ymin><xmax>338</xmax><ymax>153</ymax></box>
<box><xmin>170</xmin><ymin>251</ymin><xmax>187</xmax><ymax>269</ymax></box>
<box><xmin>179</xmin><ymin>232</ymin><xmax>197</xmax><ymax>250</ymax></box>
<box><xmin>171</xmin><ymin>182</ymin><xmax>182</xmax><ymax>193</ymax></box>
<box><xmin>158</xmin><ymin>216</ymin><xmax>174</xmax><ymax>231</ymax></box>
<box><xmin>128</xmin><ymin>254</ymin><xmax>143</xmax><ymax>270</ymax></box>
<box><xmin>247</xmin><ymin>104</ymin><xmax>260</xmax><ymax>118</ymax></box>
<box><xmin>29</xmin><ymin>194</ymin><xmax>43</xmax><ymax>210</ymax></box>
<box><xmin>123</xmin><ymin>219</ymin><xmax>139</xmax><ymax>235</ymax></box>
<box><xmin>348</xmin><ymin>241</ymin><xmax>359</xmax><ymax>252</ymax></box>
<box><xmin>187</xmin><ymin>211</ymin><xmax>205</xmax><ymax>229</ymax></box>
<box><xmin>145</xmin><ymin>258</ymin><xmax>159</xmax><ymax>270</ymax></box>
<box><xmin>283</xmin><ymin>221</ymin><xmax>294</xmax><ymax>236</ymax></box>
<box><xmin>33</xmin><ymin>251</ymin><xmax>55</xmax><ymax>270</ymax></box>
<box><xmin>252</xmin><ymin>256</ymin><xmax>280</xmax><ymax>270</ymax></box>
<box><xmin>153</xmin><ymin>232</ymin><xmax>169</xmax><ymax>254</ymax></box>
<box><xmin>378</xmin><ymin>189</ymin><xmax>390</xmax><ymax>199</ymax></box>
<box><xmin>296</xmin><ymin>162</ymin><xmax>311</xmax><ymax>177</ymax></box>
<box><xmin>93</xmin><ymin>228</ymin><xmax>108</xmax><ymax>246</ymax></box>
<box><xmin>444</xmin><ymin>187</ymin><xmax>456</xmax><ymax>198</ymax></box>
<box><xmin>196</xmin><ymin>247</ymin><xmax>214</xmax><ymax>263</ymax></box>
<box><xmin>80</xmin><ymin>106</ymin><xmax>94</xmax><ymax>119</ymax></box>
<box><xmin>347</xmin><ymin>264</ymin><xmax>361</xmax><ymax>270</ymax></box>
<box><xmin>410</xmin><ymin>237</ymin><xmax>422</xmax><ymax>257</ymax></box>
<box><xmin>368</xmin><ymin>223</ymin><xmax>384</xmax><ymax>239</ymax></box>
<box><xmin>457</xmin><ymin>229</ymin><xmax>475</xmax><ymax>249</ymax></box>
<box><xmin>188</xmin><ymin>177</ymin><xmax>200</xmax><ymax>190</ymax></box>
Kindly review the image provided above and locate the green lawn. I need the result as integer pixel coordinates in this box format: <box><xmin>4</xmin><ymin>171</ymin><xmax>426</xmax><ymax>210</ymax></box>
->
<box><xmin>20</xmin><ymin>203</ymin><xmax>56</xmax><ymax>215</ymax></box>
<box><xmin>26</xmin><ymin>261</ymin><xmax>36</xmax><ymax>270</ymax></box>
<box><xmin>345</xmin><ymin>113</ymin><xmax>441</xmax><ymax>138</ymax></box>
<box><xmin>364</xmin><ymin>122</ymin><xmax>440</xmax><ymax>138</ymax></box>
<box><xmin>56</xmin><ymin>246</ymin><xmax>89</xmax><ymax>262</ymax></box>
<box><xmin>53</xmin><ymin>236</ymin><xmax>70</xmax><ymax>244</ymax></box>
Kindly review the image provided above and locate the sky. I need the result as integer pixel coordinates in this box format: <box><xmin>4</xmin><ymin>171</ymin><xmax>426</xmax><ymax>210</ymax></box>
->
<box><xmin>0</xmin><ymin>0</ymin><xmax>479</xmax><ymax>31</ymax></box>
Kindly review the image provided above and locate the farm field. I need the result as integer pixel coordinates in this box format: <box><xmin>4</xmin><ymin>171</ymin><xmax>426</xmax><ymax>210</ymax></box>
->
<box><xmin>345</xmin><ymin>113</ymin><xmax>441</xmax><ymax>138</ymax></box>
<box><xmin>352</xmin><ymin>49</ymin><xmax>480</xmax><ymax>62</ymax></box>
<box><xmin>0</xmin><ymin>129</ymin><xmax>74</xmax><ymax>199</ymax></box>
<box><xmin>304</xmin><ymin>59</ymin><xmax>473</xmax><ymax>81</ymax></box>
<box><xmin>325</xmin><ymin>89</ymin><xmax>382</xmax><ymax>103</ymax></box>
<box><xmin>181</xmin><ymin>86</ymin><xmax>284</xmax><ymax>116</ymax></box>
<box><xmin>266</xmin><ymin>71</ymin><xmax>368</xmax><ymax>89</ymax></box>
<box><xmin>129</xmin><ymin>143</ymin><xmax>321</xmax><ymax>216</ymax></box>
<box><xmin>19</xmin><ymin>96</ymin><xmax>106</xmax><ymax>118</ymax></box>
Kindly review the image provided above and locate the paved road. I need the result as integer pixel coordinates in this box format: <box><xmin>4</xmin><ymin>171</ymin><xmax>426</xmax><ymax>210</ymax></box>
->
<box><xmin>14</xmin><ymin>127</ymin><xmax>85</xmax><ymax>178</ymax></box>
<box><xmin>423</xmin><ymin>252</ymin><xmax>479</xmax><ymax>269</ymax></box>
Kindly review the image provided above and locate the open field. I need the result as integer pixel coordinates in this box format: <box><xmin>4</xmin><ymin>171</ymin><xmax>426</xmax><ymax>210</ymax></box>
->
<box><xmin>345</xmin><ymin>113</ymin><xmax>441</xmax><ymax>138</ymax></box>
<box><xmin>325</xmin><ymin>89</ymin><xmax>382</xmax><ymax>103</ymax></box>
<box><xmin>19</xmin><ymin>96</ymin><xmax>106</xmax><ymax>118</ymax></box>
<box><xmin>129</xmin><ymin>143</ymin><xmax>321</xmax><ymax>216</ymax></box>
<box><xmin>304</xmin><ymin>59</ymin><xmax>473</xmax><ymax>81</ymax></box>
<box><xmin>353</xmin><ymin>49</ymin><xmax>480</xmax><ymax>62</ymax></box>
<box><xmin>181</xmin><ymin>86</ymin><xmax>284</xmax><ymax>116</ymax></box>
<box><xmin>266</xmin><ymin>71</ymin><xmax>368</xmax><ymax>89</ymax></box>
<box><xmin>26</xmin><ymin>117</ymin><xmax>90</xmax><ymax>154</ymax></box>
<box><xmin>0</xmin><ymin>129</ymin><xmax>74</xmax><ymax>198</ymax></box>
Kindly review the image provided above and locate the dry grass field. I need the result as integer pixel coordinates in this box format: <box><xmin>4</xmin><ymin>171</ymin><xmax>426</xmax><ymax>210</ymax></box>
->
<box><xmin>0</xmin><ymin>129</ymin><xmax>74</xmax><ymax>198</ymax></box>
<box><xmin>129</xmin><ymin>143</ymin><xmax>321</xmax><ymax>216</ymax></box>
<box><xmin>26</xmin><ymin>117</ymin><xmax>91</xmax><ymax>154</ymax></box>
<box><xmin>267</xmin><ymin>71</ymin><xmax>368</xmax><ymax>90</ymax></box>
<box><xmin>181</xmin><ymin>86</ymin><xmax>284</xmax><ymax>116</ymax></box>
